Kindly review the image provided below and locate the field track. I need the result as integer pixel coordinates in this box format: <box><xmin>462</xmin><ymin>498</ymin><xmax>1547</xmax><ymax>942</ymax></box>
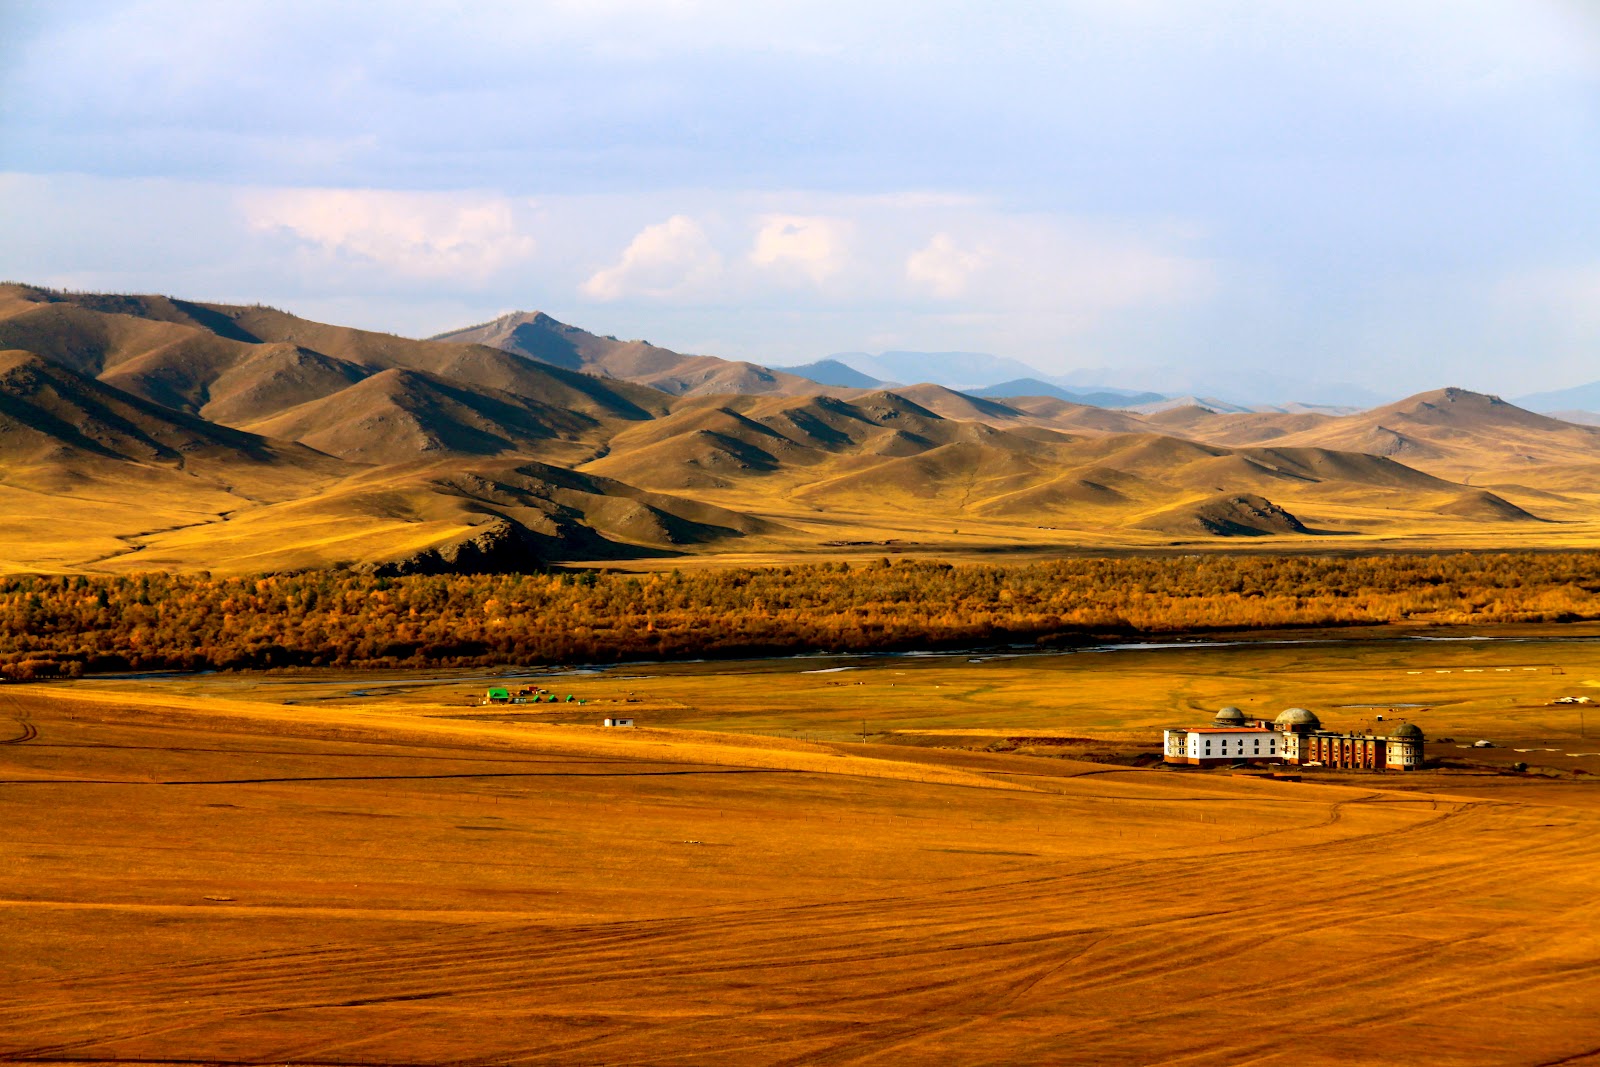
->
<box><xmin>1</xmin><ymin>686</ymin><xmax>1597</xmax><ymax>1065</ymax></box>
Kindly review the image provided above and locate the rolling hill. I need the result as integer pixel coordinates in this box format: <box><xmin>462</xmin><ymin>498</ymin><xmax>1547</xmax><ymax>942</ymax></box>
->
<box><xmin>0</xmin><ymin>285</ymin><xmax>672</xmax><ymax>427</ymax></box>
<box><xmin>966</xmin><ymin>378</ymin><xmax>1167</xmax><ymax>408</ymax></box>
<box><xmin>1263</xmin><ymin>388</ymin><xmax>1600</xmax><ymax>476</ymax></box>
<box><xmin>2</xmin><ymin>284</ymin><xmax>1595</xmax><ymax>573</ymax></box>
<box><xmin>241</xmin><ymin>368</ymin><xmax>606</xmax><ymax>466</ymax></box>
<box><xmin>771</xmin><ymin>358</ymin><xmax>888</xmax><ymax>389</ymax></box>
<box><xmin>0</xmin><ymin>349</ymin><xmax>276</xmax><ymax>468</ymax></box>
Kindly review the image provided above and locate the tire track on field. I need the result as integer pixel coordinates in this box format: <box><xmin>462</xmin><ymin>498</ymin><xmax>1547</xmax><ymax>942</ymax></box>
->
<box><xmin>9</xmin><ymin>819</ymin><xmax>1587</xmax><ymax>1064</ymax></box>
<box><xmin>0</xmin><ymin>798</ymin><xmax>1543</xmax><ymax>1024</ymax></box>
<box><xmin>0</xmin><ymin>691</ymin><xmax>38</xmax><ymax>744</ymax></box>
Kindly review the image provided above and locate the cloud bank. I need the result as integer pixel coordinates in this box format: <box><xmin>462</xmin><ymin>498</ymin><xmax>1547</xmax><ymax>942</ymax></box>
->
<box><xmin>1</xmin><ymin>2</ymin><xmax>1597</xmax><ymax>397</ymax></box>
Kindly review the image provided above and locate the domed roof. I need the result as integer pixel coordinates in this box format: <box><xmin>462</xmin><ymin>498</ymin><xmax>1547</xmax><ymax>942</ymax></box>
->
<box><xmin>1275</xmin><ymin>707</ymin><xmax>1321</xmax><ymax>729</ymax></box>
<box><xmin>1387</xmin><ymin>722</ymin><xmax>1423</xmax><ymax>740</ymax></box>
<box><xmin>1213</xmin><ymin>706</ymin><xmax>1246</xmax><ymax>724</ymax></box>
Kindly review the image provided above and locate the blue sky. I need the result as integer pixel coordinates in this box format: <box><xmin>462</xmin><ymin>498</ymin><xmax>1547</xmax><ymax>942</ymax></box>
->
<box><xmin>2</xmin><ymin>1</ymin><xmax>1597</xmax><ymax>401</ymax></box>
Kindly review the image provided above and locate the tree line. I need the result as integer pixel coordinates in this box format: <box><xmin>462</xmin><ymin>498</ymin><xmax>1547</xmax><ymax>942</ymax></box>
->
<box><xmin>2</xmin><ymin>553</ymin><xmax>1598</xmax><ymax>679</ymax></box>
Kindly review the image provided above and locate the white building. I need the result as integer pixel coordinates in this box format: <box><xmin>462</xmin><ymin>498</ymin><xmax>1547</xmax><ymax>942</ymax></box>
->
<box><xmin>1163</xmin><ymin>727</ymin><xmax>1281</xmax><ymax>765</ymax></box>
<box><xmin>602</xmin><ymin>717</ymin><xmax>635</xmax><ymax>728</ymax></box>
<box><xmin>1164</xmin><ymin>706</ymin><xmax>1426</xmax><ymax>771</ymax></box>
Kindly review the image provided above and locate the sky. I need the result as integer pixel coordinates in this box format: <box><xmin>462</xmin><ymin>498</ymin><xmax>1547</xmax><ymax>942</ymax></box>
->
<box><xmin>1</xmin><ymin>0</ymin><xmax>1597</xmax><ymax>402</ymax></box>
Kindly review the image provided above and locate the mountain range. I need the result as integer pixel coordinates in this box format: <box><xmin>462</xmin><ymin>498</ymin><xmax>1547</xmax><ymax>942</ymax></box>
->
<box><xmin>4</xmin><ymin>281</ymin><xmax>1600</xmax><ymax>574</ymax></box>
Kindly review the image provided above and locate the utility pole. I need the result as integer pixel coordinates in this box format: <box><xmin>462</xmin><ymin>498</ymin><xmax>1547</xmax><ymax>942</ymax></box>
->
<box><xmin>861</xmin><ymin>719</ymin><xmax>868</xmax><ymax>744</ymax></box>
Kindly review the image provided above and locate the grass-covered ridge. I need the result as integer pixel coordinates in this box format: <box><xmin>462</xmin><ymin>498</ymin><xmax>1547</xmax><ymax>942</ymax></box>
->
<box><xmin>5</xmin><ymin>552</ymin><xmax>1600</xmax><ymax>678</ymax></box>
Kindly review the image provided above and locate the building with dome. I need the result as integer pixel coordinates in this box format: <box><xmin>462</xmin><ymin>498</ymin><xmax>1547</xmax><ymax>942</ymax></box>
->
<box><xmin>1163</xmin><ymin>706</ymin><xmax>1281</xmax><ymax>766</ymax></box>
<box><xmin>1273</xmin><ymin>708</ymin><xmax>1320</xmax><ymax>764</ymax></box>
<box><xmin>1163</xmin><ymin>706</ymin><xmax>1425</xmax><ymax>771</ymax></box>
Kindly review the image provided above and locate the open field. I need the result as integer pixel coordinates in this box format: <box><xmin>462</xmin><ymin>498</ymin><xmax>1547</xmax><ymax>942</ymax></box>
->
<box><xmin>4</xmin><ymin>635</ymin><xmax>1599</xmax><ymax>1064</ymax></box>
<box><xmin>64</xmin><ymin>626</ymin><xmax>1600</xmax><ymax>773</ymax></box>
<box><xmin>12</xmin><ymin>474</ymin><xmax>1600</xmax><ymax>577</ymax></box>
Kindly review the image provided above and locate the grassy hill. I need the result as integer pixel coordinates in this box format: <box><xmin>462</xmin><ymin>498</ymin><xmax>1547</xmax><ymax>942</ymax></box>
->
<box><xmin>4</xmin><ymin>284</ymin><xmax>1600</xmax><ymax>573</ymax></box>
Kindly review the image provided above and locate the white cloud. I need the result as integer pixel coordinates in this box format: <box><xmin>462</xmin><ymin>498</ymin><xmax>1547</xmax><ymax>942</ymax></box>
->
<box><xmin>905</xmin><ymin>233</ymin><xmax>987</xmax><ymax>298</ymax></box>
<box><xmin>239</xmin><ymin>188</ymin><xmax>535</xmax><ymax>281</ymax></box>
<box><xmin>582</xmin><ymin>215</ymin><xmax>723</xmax><ymax>301</ymax></box>
<box><xmin>748</xmin><ymin>214</ymin><xmax>850</xmax><ymax>284</ymax></box>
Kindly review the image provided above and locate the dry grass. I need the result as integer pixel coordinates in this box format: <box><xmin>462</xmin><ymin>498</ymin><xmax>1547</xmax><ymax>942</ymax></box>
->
<box><xmin>4</xmin><ymin>635</ymin><xmax>1599</xmax><ymax>1064</ymax></box>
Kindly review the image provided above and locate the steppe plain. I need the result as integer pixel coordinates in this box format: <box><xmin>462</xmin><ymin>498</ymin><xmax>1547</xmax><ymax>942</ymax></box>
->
<box><xmin>4</xmin><ymin>634</ymin><xmax>1600</xmax><ymax>1065</ymax></box>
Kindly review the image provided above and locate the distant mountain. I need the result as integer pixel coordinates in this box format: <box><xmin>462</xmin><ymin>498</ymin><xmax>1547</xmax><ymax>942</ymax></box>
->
<box><xmin>878</xmin><ymin>383</ymin><xmax>1032</xmax><ymax>423</ymax></box>
<box><xmin>1263</xmin><ymin>387</ymin><xmax>1600</xmax><ymax>476</ymax></box>
<box><xmin>1252</xmin><ymin>401</ymin><xmax>1365</xmax><ymax>416</ymax></box>
<box><xmin>1547</xmin><ymin>410</ymin><xmax>1600</xmax><ymax>427</ymax></box>
<box><xmin>432</xmin><ymin>311</ymin><xmax>830</xmax><ymax>398</ymax></box>
<box><xmin>828</xmin><ymin>350</ymin><xmax>1049</xmax><ymax>389</ymax></box>
<box><xmin>771</xmin><ymin>358</ymin><xmax>887</xmax><ymax>389</ymax></box>
<box><xmin>965</xmin><ymin>378</ymin><xmax>1167</xmax><ymax>408</ymax></box>
<box><xmin>818</xmin><ymin>347</ymin><xmax>1384</xmax><ymax>410</ymax></box>
<box><xmin>1515</xmin><ymin>381</ymin><xmax>1600</xmax><ymax>414</ymax></box>
<box><xmin>1129</xmin><ymin>395</ymin><xmax>1256</xmax><ymax>415</ymax></box>
<box><xmin>1050</xmin><ymin>365</ymin><xmax>1390</xmax><ymax>409</ymax></box>
<box><xmin>998</xmin><ymin>396</ymin><xmax>1157</xmax><ymax>435</ymax></box>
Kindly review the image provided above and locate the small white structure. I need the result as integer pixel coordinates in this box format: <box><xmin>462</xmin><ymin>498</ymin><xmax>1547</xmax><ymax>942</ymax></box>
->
<box><xmin>1163</xmin><ymin>727</ymin><xmax>1280</xmax><ymax>765</ymax></box>
<box><xmin>602</xmin><ymin>717</ymin><xmax>635</xmax><ymax>728</ymax></box>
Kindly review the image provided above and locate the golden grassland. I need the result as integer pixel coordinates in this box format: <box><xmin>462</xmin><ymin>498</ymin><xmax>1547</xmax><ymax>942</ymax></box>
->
<box><xmin>7</xmin><ymin>430</ymin><xmax>1600</xmax><ymax>578</ymax></box>
<box><xmin>12</xmin><ymin>465</ymin><xmax>1600</xmax><ymax>577</ymax></box>
<box><xmin>4</xmin><ymin>636</ymin><xmax>1599</xmax><ymax>1064</ymax></box>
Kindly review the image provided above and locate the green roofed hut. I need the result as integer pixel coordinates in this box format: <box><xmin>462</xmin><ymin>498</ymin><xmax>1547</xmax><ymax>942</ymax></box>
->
<box><xmin>485</xmin><ymin>687</ymin><xmax>511</xmax><ymax>704</ymax></box>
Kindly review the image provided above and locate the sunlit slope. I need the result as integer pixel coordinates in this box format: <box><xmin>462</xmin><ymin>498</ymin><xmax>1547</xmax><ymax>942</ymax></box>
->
<box><xmin>0</xmin><ymin>348</ymin><xmax>359</xmax><ymax>572</ymax></box>
<box><xmin>1000</xmin><ymin>393</ymin><xmax>1158</xmax><ymax>434</ymax></box>
<box><xmin>585</xmin><ymin>392</ymin><xmax>1544</xmax><ymax>543</ymax></box>
<box><xmin>1269</xmin><ymin>388</ymin><xmax>1600</xmax><ymax>473</ymax></box>
<box><xmin>587</xmin><ymin>391</ymin><xmax>1022</xmax><ymax>488</ymax></box>
<box><xmin>85</xmin><ymin>457</ymin><xmax>790</xmax><ymax>574</ymax></box>
<box><xmin>1144</xmin><ymin>403</ymin><xmax>1335</xmax><ymax>445</ymax></box>
<box><xmin>1162</xmin><ymin>388</ymin><xmax>1600</xmax><ymax>509</ymax></box>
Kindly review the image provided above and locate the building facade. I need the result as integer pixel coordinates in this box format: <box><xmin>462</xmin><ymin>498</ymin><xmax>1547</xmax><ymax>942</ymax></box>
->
<box><xmin>1163</xmin><ymin>727</ymin><xmax>1281</xmax><ymax>765</ymax></box>
<box><xmin>1163</xmin><ymin>707</ymin><xmax>1425</xmax><ymax>772</ymax></box>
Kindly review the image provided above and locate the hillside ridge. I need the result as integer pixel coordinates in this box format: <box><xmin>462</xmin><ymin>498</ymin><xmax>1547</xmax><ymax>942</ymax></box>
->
<box><xmin>1</xmin><ymin>283</ymin><xmax>1594</xmax><ymax>574</ymax></box>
